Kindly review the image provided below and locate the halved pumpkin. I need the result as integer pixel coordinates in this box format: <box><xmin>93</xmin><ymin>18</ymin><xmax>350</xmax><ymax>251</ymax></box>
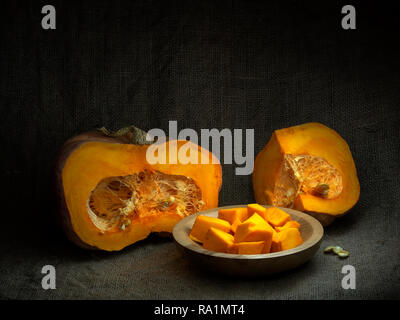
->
<box><xmin>252</xmin><ymin>123</ymin><xmax>360</xmax><ymax>225</ymax></box>
<box><xmin>55</xmin><ymin>127</ymin><xmax>222</xmax><ymax>251</ymax></box>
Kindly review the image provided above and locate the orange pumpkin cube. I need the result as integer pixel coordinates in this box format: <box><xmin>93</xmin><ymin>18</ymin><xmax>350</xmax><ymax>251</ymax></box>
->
<box><xmin>218</xmin><ymin>207</ymin><xmax>248</xmax><ymax>232</ymax></box>
<box><xmin>247</xmin><ymin>203</ymin><xmax>268</xmax><ymax>220</ymax></box>
<box><xmin>275</xmin><ymin>220</ymin><xmax>300</xmax><ymax>232</ymax></box>
<box><xmin>265</xmin><ymin>207</ymin><xmax>291</xmax><ymax>227</ymax></box>
<box><xmin>243</xmin><ymin>213</ymin><xmax>268</xmax><ymax>226</ymax></box>
<box><xmin>234</xmin><ymin>222</ymin><xmax>273</xmax><ymax>251</ymax></box>
<box><xmin>270</xmin><ymin>232</ymin><xmax>282</xmax><ymax>253</ymax></box>
<box><xmin>244</xmin><ymin>213</ymin><xmax>276</xmax><ymax>234</ymax></box>
<box><xmin>275</xmin><ymin>227</ymin><xmax>303</xmax><ymax>251</ymax></box>
<box><xmin>231</xmin><ymin>220</ymin><xmax>241</xmax><ymax>233</ymax></box>
<box><xmin>203</xmin><ymin>227</ymin><xmax>235</xmax><ymax>253</ymax></box>
<box><xmin>189</xmin><ymin>215</ymin><xmax>231</xmax><ymax>243</ymax></box>
<box><xmin>232</xmin><ymin>241</ymin><xmax>266</xmax><ymax>255</ymax></box>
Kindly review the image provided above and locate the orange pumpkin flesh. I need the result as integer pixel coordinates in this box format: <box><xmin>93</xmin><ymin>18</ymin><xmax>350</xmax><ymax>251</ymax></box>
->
<box><xmin>57</xmin><ymin>130</ymin><xmax>222</xmax><ymax>251</ymax></box>
<box><xmin>253</xmin><ymin>123</ymin><xmax>360</xmax><ymax>225</ymax></box>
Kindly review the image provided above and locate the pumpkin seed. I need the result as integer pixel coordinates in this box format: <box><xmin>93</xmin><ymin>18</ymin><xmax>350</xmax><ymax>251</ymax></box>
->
<box><xmin>160</xmin><ymin>196</ymin><xmax>176</xmax><ymax>211</ymax></box>
<box><xmin>323</xmin><ymin>246</ymin><xmax>336</xmax><ymax>253</ymax></box>
<box><xmin>286</xmin><ymin>188</ymin><xmax>295</xmax><ymax>197</ymax></box>
<box><xmin>315</xmin><ymin>183</ymin><xmax>330</xmax><ymax>196</ymax></box>
<box><xmin>337</xmin><ymin>250</ymin><xmax>349</xmax><ymax>258</ymax></box>
<box><xmin>324</xmin><ymin>245</ymin><xmax>350</xmax><ymax>258</ymax></box>
<box><xmin>332</xmin><ymin>246</ymin><xmax>343</xmax><ymax>254</ymax></box>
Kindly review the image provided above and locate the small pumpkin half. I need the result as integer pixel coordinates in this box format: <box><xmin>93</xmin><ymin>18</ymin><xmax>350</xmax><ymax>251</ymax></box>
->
<box><xmin>55</xmin><ymin>127</ymin><xmax>222</xmax><ymax>251</ymax></box>
<box><xmin>252</xmin><ymin>123</ymin><xmax>360</xmax><ymax>225</ymax></box>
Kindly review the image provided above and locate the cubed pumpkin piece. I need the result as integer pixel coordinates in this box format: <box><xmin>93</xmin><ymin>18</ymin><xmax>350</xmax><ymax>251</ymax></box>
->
<box><xmin>263</xmin><ymin>223</ymin><xmax>278</xmax><ymax>254</ymax></box>
<box><xmin>275</xmin><ymin>220</ymin><xmax>301</xmax><ymax>232</ymax></box>
<box><xmin>219</xmin><ymin>207</ymin><xmax>248</xmax><ymax>228</ymax></box>
<box><xmin>270</xmin><ymin>232</ymin><xmax>282</xmax><ymax>253</ymax></box>
<box><xmin>231</xmin><ymin>220</ymin><xmax>241</xmax><ymax>233</ymax></box>
<box><xmin>234</xmin><ymin>241</ymin><xmax>266</xmax><ymax>255</ymax></box>
<box><xmin>227</xmin><ymin>243</ymin><xmax>238</xmax><ymax>254</ymax></box>
<box><xmin>234</xmin><ymin>222</ymin><xmax>273</xmax><ymax>252</ymax></box>
<box><xmin>190</xmin><ymin>215</ymin><xmax>231</xmax><ymax>243</ymax></box>
<box><xmin>265</xmin><ymin>207</ymin><xmax>291</xmax><ymax>227</ymax></box>
<box><xmin>203</xmin><ymin>227</ymin><xmax>235</xmax><ymax>253</ymax></box>
<box><xmin>231</xmin><ymin>211</ymin><xmax>274</xmax><ymax>233</ymax></box>
<box><xmin>244</xmin><ymin>213</ymin><xmax>276</xmax><ymax>234</ymax></box>
<box><xmin>243</xmin><ymin>213</ymin><xmax>268</xmax><ymax>226</ymax></box>
<box><xmin>247</xmin><ymin>203</ymin><xmax>268</xmax><ymax>220</ymax></box>
<box><xmin>278</xmin><ymin>228</ymin><xmax>303</xmax><ymax>251</ymax></box>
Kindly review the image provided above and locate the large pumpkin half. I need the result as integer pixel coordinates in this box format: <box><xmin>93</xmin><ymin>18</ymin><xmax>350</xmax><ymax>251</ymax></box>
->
<box><xmin>55</xmin><ymin>127</ymin><xmax>222</xmax><ymax>251</ymax></box>
<box><xmin>253</xmin><ymin>123</ymin><xmax>360</xmax><ymax>225</ymax></box>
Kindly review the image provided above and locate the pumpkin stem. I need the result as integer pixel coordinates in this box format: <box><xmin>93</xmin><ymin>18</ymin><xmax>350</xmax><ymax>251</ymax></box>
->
<box><xmin>98</xmin><ymin>126</ymin><xmax>152</xmax><ymax>145</ymax></box>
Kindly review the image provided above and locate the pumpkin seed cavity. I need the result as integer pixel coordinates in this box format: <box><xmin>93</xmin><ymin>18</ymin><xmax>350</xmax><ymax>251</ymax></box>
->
<box><xmin>87</xmin><ymin>170</ymin><xmax>204</xmax><ymax>232</ymax></box>
<box><xmin>271</xmin><ymin>154</ymin><xmax>343</xmax><ymax>207</ymax></box>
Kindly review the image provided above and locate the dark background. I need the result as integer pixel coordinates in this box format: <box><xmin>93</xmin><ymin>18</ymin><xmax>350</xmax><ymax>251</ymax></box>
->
<box><xmin>0</xmin><ymin>0</ymin><xmax>399</xmax><ymax>299</ymax></box>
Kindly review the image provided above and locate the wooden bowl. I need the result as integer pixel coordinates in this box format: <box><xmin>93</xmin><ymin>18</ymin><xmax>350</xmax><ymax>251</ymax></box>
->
<box><xmin>172</xmin><ymin>205</ymin><xmax>323</xmax><ymax>277</ymax></box>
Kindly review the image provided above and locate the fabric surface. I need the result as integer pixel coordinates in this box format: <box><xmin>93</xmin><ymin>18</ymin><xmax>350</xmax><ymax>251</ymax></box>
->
<box><xmin>0</xmin><ymin>0</ymin><xmax>399</xmax><ymax>299</ymax></box>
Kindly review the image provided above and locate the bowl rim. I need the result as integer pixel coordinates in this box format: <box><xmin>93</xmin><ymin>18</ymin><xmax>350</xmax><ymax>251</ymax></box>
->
<box><xmin>172</xmin><ymin>204</ymin><xmax>324</xmax><ymax>260</ymax></box>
